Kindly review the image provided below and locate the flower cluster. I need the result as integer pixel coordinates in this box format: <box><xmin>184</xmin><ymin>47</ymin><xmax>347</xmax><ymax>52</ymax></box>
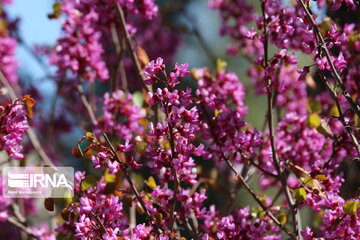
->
<box><xmin>0</xmin><ymin>99</ymin><xmax>29</xmax><ymax>160</ymax></box>
<box><xmin>99</xmin><ymin>90</ymin><xmax>144</xmax><ymax>141</ymax></box>
<box><xmin>50</xmin><ymin>0</ymin><xmax>158</xmax><ymax>82</ymax></box>
<box><xmin>194</xmin><ymin>67</ymin><xmax>262</xmax><ymax>164</ymax></box>
<box><xmin>50</xmin><ymin>1</ymin><xmax>109</xmax><ymax>82</ymax></box>
<box><xmin>73</xmin><ymin>194</ymin><xmax>128</xmax><ymax>239</ymax></box>
<box><xmin>260</xmin><ymin>112</ymin><xmax>333</xmax><ymax>174</ymax></box>
<box><xmin>0</xmin><ymin>0</ymin><xmax>19</xmax><ymax>84</ymax></box>
<box><xmin>215</xmin><ymin>207</ymin><xmax>281</xmax><ymax>240</ymax></box>
<box><xmin>55</xmin><ymin>171</ymin><xmax>128</xmax><ymax>240</ymax></box>
<box><xmin>145</xmin><ymin>57</ymin><xmax>203</xmax><ymax>185</ymax></box>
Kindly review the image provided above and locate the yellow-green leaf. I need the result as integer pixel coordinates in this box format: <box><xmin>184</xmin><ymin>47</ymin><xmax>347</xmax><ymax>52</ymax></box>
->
<box><xmin>343</xmin><ymin>201</ymin><xmax>359</xmax><ymax>216</ymax></box>
<box><xmin>293</xmin><ymin>188</ymin><xmax>307</xmax><ymax>202</ymax></box>
<box><xmin>132</xmin><ymin>91</ymin><xmax>144</xmax><ymax>108</ymax></box>
<box><xmin>308</xmin><ymin>113</ymin><xmax>321</xmax><ymax>128</ymax></box>
<box><xmin>216</xmin><ymin>59</ymin><xmax>227</xmax><ymax>73</ymax></box>
<box><xmin>277</xmin><ymin>212</ymin><xmax>287</xmax><ymax>225</ymax></box>
<box><xmin>301</xmin><ymin>177</ymin><xmax>314</xmax><ymax>186</ymax></box>
<box><xmin>355</xmin><ymin>114</ymin><xmax>360</xmax><ymax>127</ymax></box>
<box><xmin>329</xmin><ymin>105</ymin><xmax>339</xmax><ymax>117</ymax></box>
<box><xmin>81</xmin><ymin>175</ymin><xmax>97</xmax><ymax>191</ymax></box>
<box><xmin>307</xmin><ymin>100</ymin><xmax>322</xmax><ymax>114</ymax></box>
<box><xmin>257</xmin><ymin>210</ymin><xmax>265</xmax><ymax>220</ymax></box>
<box><xmin>314</xmin><ymin>174</ymin><xmax>327</xmax><ymax>181</ymax></box>
<box><xmin>48</xmin><ymin>2</ymin><xmax>62</xmax><ymax>19</ymax></box>
<box><xmin>105</xmin><ymin>169</ymin><xmax>116</xmax><ymax>183</ymax></box>
<box><xmin>144</xmin><ymin>176</ymin><xmax>157</xmax><ymax>189</ymax></box>
<box><xmin>86</xmin><ymin>132</ymin><xmax>93</xmax><ymax>137</ymax></box>
<box><xmin>316</xmin><ymin>119</ymin><xmax>333</xmax><ymax>137</ymax></box>
<box><xmin>52</xmin><ymin>189</ymin><xmax>73</xmax><ymax>206</ymax></box>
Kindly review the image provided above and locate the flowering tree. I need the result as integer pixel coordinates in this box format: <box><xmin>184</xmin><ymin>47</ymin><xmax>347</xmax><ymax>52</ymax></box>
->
<box><xmin>1</xmin><ymin>0</ymin><xmax>360</xmax><ymax>239</ymax></box>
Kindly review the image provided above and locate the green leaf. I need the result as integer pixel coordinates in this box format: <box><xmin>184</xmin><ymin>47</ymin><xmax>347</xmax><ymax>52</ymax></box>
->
<box><xmin>132</xmin><ymin>91</ymin><xmax>144</xmax><ymax>108</ymax></box>
<box><xmin>216</xmin><ymin>59</ymin><xmax>227</xmax><ymax>73</ymax></box>
<box><xmin>343</xmin><ymin>201</ymin><xmax>359</xmax><ymax>216</ymax></box>
<box><xmin>329</xmin><ymin>105</ymin><xmax>340</xmax><ymax>117</ymax></box>
<box><xmin>307</xmin><ymin>100</ymin><xmax>322</xmax><ymax>114</ymax></box>
<box><xmin>355</xmin><ymin>114</ymin><xmax>360</xmax><ymax>127</ymax></box>
<box><xmin>293</xmin><ymin>188</ymin><xmax>307</xmax><ymax>202</ymax></box>
<box><xmin>314</xmin><ymin>174</ymin><xmax>327</xmax><ymax>181</ymax></box>
<box><xmin>81</xmin><ymin>175</ymin><xmax>97</xmax><ymax>191</ymax></box>
<box><xmin>48</xmin><ymin>2</ymin><xmax>62</xmax><ymax>19</ymax></box>
<box><xmin>144</xmin><ymin>176</ymin><xmax>157</xmax><ymax>189</ymax></box>
<box><xmin>349</xmin><ymin>33</ymin><xmax>360</xmax><ymax>44</ymax></box>
<box><xmin>277</xmin><ymin>212</ymin><xmax>287</xmax><ymax>225</ymax></box>
<box><xmin>56</xmin><ymin>233</ymin><xmax>74</xmax><ymax>240</ymax></box>
<box><xmin>85</xmin><ymin>132</ymin><xmax>93</xmax><ymax>137</ymax></box>
<box><xmin>301</xmin><ymin>177</ymin><xmax>314</xmax><ymax>186</ymax></box>
<box><xmin>104</xmin><ymin>169</ymin><xmax>116</xmax><ymax>183</ymax></box>
<box><xmin>308</xmin><ymin>113</ymin><xmax>321</xmax><ymax>128</ymax></box>
<box><xmin>316</xmin><ymin>119</ymin><xmax>333</xmax><ymax>137</ymax></box>
<box><xmin>52</xmin><ymin>189</ymin><xmax>73</xmax><ymax>206</ymax></box>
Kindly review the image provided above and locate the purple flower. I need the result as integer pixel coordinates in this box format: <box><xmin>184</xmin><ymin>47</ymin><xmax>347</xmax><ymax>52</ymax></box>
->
<box><xmin>30</xmin><ymin>224</ymin><xmax>55</xmax><ymax>240</ymax></box>
<box><xmin>144</xmin><ymin>57</ymin><xmax>165</xmax><ymax>85</ymax></box>
<box><xmin>73</xmin><ymin>195</ymin><xmax>128</xmax><ymax>240</ymax></box>
<box><xmin>0</xmin><ymin>102</ymin><xmax>29</xmax><ymax>160</ymax></box>
<box><xmin>107</xmin><ymin>160</ymin><xmax>120</xmax><ymax>174</ymax></box>
<box><xmin>0</xmin><ymin>36</ymin><xmax>19</xmax><ymax>84</ymax></box>
<box><xmin>99</xmin><ymin>90</ymin><xmax>144</xmax><ymax>141</ymax></box>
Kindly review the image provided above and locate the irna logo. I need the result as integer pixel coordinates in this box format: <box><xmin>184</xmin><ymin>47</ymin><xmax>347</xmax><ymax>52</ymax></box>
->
<box><xmin>2</xmin><ymin>167</ymin><xmax>74</xmax><ymax>198</ymax></box>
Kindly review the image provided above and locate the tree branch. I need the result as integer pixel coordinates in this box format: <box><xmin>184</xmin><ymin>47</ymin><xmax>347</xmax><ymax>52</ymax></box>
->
<box><xmin>114</xmin><ymin>2</ymin><xmax>150</xmax><ymax>92</ymax></box>
<box><xmin>260</xmin><ymin>1</ymin><xmax>302</xmax><ymax>238</ymax></box>
<box><xmin>298</xmin><ymin>0</ymin><xmax>360</xmax><ymax>117</ymax></box>
<box><xmin>319</xmin><ymin>73</ymin><xmax>360</xmax><ymax>157</ymax></box>
<box><xmin>7</xmin><ymin>217</ymin><xmax>40</xmax><ymax>240</ymax></box>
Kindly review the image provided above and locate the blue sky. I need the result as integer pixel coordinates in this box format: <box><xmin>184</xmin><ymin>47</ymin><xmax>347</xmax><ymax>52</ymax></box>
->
<box><xmin>6</xmin><ymin>0</ymin><xmax>61</xmax><ymax>101</ymax></box>
<box><xmin>7</xmin><ymin>0</ymin><xmax>60</xmax><ymax>80</ymax></box>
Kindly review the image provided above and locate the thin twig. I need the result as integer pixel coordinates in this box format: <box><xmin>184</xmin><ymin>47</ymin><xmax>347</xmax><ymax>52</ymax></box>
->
<box><xmin>164</xmin><ymin>103</ymin><xmax>180</xmax><ymax>233</ymax></box>
<box><xmin>89</xmin><ymin>210</ymin><xmax>107</xmax><ymax>237</ymax></box>
<box><xmin>8</xmin><ymin>217</ymin><xmax>40</xmax><ymax>240</ymax></box>
<box><xmin>110</xmin><ymin>23</ymin><xmax>128</xmax><ymax>93</ymax></box>
<box><xmin>114</xmin><ymin>2</ymin><xmax>150</xmax><ymax>92</ymax></box>
<box><xmin>76</xmin><ymin>83</ymin><xmax>97</xmax><ymax>125</ymax></box>
<box><xmin>319</xmin><ymin>73</ymin><xmax>360</xmax><ymax>157</ymax></box>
